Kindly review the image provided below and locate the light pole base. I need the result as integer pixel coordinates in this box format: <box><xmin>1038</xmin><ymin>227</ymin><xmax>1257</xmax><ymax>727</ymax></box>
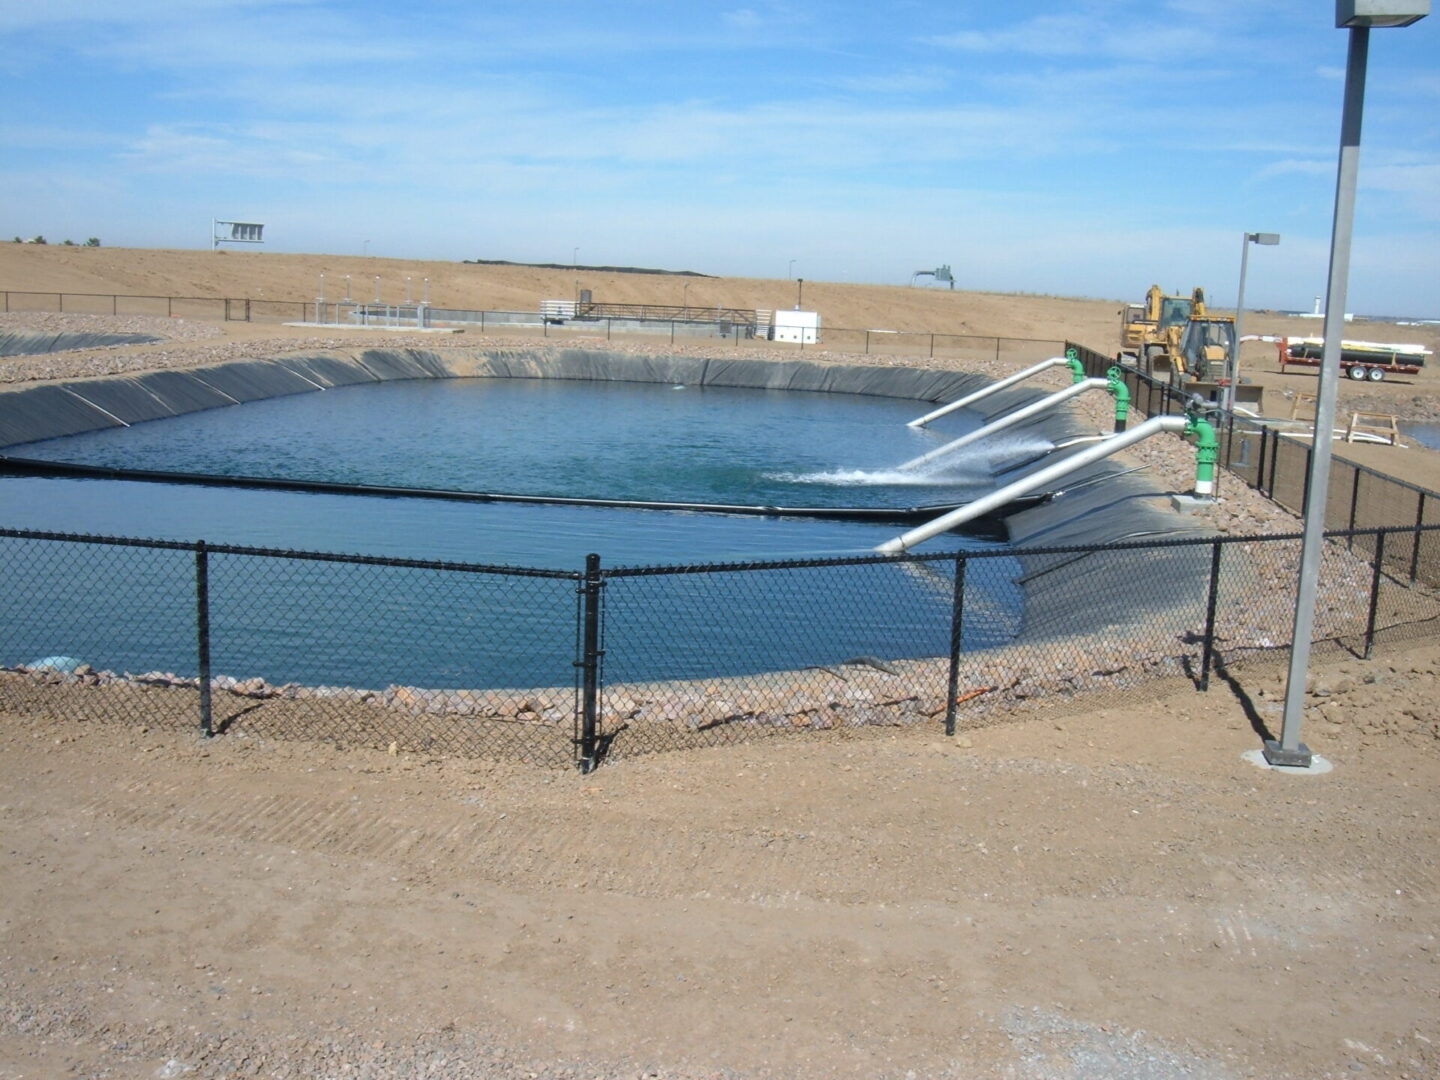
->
<box><xmin>1262</xmin><ymin>739</ymin><xmax>1315</xmax><ymax>768</ymax></box>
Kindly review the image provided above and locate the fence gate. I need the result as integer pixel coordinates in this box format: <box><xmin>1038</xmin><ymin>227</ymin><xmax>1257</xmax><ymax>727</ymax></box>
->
<box><xmin>224</xmin><ymin>298</ymin><xmax>251</xmax><ymax>322</ymax></box>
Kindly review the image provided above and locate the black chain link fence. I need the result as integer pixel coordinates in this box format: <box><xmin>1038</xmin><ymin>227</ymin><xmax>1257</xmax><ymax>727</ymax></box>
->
<box><xmin>1071</xmin><ymin>341</ymin><xmax>1440</xmax><ymax>588</ymax></box>
<box><xmin>0</xmin><ymin>530</ymin><xmax>586</xmax><ymax>767</ymax></box>
<box><xmin>4</xmin><ymin>522</ymin><xmax>1438</xmax><ymax>770</ymax></box>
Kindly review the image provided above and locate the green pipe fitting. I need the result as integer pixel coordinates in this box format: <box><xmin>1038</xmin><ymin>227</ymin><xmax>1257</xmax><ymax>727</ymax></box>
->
<box><xmin>1065</xmin><ymin>351</ymin><xmax>1087</xmax><ymax>383</ymax></box>
<box><xmin>1105</xmin><ymin>366</ymin><xmax>1131</xmax><ymax>431</ymax></box>
<box><xmin>1184</xmin><ymin>413</ymin><xmax>1219</xmax><ymax>497</ymax></box>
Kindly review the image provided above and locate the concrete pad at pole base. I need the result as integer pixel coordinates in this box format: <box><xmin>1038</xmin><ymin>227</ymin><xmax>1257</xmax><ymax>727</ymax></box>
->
<box><xmin>1242</xmin><ymin>747</ymin><xmax>1334</xmax><ymax>775</ymax></box>
<box><xmin>1170</xmin><ymin>494</ymin><xmax>1218</xmax><ymax>513</ymax></box>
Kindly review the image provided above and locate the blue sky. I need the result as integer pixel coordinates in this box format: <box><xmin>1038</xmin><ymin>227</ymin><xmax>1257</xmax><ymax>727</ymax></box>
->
<box><xmin>3</xmin><ymin>1</ymin><xmax>1437</xmax><ymax>316</ymax></box>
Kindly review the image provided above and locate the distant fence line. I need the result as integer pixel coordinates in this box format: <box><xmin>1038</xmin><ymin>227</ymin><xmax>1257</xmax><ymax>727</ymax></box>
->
<box><xmin>0</xmin><ymin>289</ymin><xmax>1065</xmax><ymax>366</ymax></box>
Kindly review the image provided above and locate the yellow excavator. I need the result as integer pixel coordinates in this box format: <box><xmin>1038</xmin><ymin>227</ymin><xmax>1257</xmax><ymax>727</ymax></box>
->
<box><xmin>1120</xmin><ymin>285</ymin><xmax>1206</xmax><ymax>364</ymax></box>
<box><xmin>1120</xmin><ymin>286</ymin><xmax>1236</xmax><ymax>386</ymax></box>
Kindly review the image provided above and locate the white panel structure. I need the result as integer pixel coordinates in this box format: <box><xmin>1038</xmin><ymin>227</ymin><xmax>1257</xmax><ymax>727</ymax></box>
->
<box><xmin>771</xmin><ymin>309</ymin><xmax>820</xmax><ymax>344</ymax></box>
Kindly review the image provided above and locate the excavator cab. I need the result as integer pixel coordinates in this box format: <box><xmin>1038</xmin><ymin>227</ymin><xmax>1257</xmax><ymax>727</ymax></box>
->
<box><xmin>1176</xmin><ymin>318</ymin><xmax>1236</xmax><ymax>384</ymax></box>
<box><xmin>1157</xmin><ymin>295</ymin><xmax>1194</xmax><ymax>331</ymax></box>
<box><xmin>1124</xmin><ymin>285</ymin><xmax>1206</xmax><ymax>366</ymax></box>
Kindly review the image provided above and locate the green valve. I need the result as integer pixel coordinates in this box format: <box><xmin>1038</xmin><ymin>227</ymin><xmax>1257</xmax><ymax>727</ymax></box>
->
<box><xmin>1184</xmin><ymin>411</ymin><xmax>1218</xmax><ymax>497</ymax></box>
<box><xmin>1105</xmin><ymin>367</ymin><xmax>1131</xmax><ymax>430</ymax></box>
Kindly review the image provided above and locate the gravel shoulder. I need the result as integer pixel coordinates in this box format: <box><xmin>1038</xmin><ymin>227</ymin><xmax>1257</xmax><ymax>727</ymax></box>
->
<box><xmin>3</xmin><ymin>643</ymin><xmax>1438</xmax><ymax>1080</ymax></box>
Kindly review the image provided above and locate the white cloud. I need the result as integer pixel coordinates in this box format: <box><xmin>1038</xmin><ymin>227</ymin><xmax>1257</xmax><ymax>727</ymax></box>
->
<box><xmin>925</xmin><ymin>12</ymin><xmax>1220</xmax><ymax>62</ymax></box>
<box><xmin>833</xmin><ymin>69</ymin><xmax>952</xmax><ymax>95</ymax></box>
<box><xmin>0</xmin><ymin>0</ymin><xmax>317</xmax><ymax>32</ymax></box>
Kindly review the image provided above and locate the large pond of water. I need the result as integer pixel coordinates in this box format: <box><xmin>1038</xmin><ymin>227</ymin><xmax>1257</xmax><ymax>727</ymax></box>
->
<box><xmin>1</xmin><ymin>377</ymin><xmax>1033</xmax><ymax>687</ymax></box>
<box><xmin>6</xmin><ymin>377</ymin><xmax>1044</xmax><ymax>564</ymax></box>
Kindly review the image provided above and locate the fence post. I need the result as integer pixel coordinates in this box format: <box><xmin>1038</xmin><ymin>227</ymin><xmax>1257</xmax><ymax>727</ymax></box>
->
<box><xmin>1255</xmin><ymin>425</ymin><xmax>1269</xmax><ymax>496</ymax></box>
<box><xmin>864</xmin><ymin>331</ymin><xmax>870</xmax><ymax>355</ymax></box>
<box><xmin>195</xmin><ymin>541</ymin><xmax>213</xmax><ymax>738</ymax></box>
<box><xmin>670</xmin><ymin>320</ymin><xmax>676</xmax><ymax>345</ymax></box>
<box><xmin>944</xmin><ymin>554</ymin><xmax>968</xmax><ymax>737</ymax></box>
<box><xmin>1267</xmin><ymin>427</ymin><xmax>1280</xmax><ymax>497</ymax></box>
<box><xmin>480</xmin><ymin>310</ymin><xmax>486</xmax><ymax>332</ymax></box>
<box><xmin>112</xmin><ymin>294</ymin><xmax>117</xmax><ymax>316</ymax></box>
<box><xmin>1410</xmin><ymin>491</ymin><xmax>1425</xmax><ymax>583</ymax></box>
<box><xmin>577</xmin><ymin>553</ymin><xmax>604</xmax><ymax>773</ymax></box>
<box><xmin>1300</xmin><ymin>439</ymin><xmax>1312</xmax><ymax>518</ymax></box>
<box><xmin>929</xmin><ymin>333</ymin><xmax>935</xmax><ymax>359</ymax></box>
<box><xmin>1348</xmin><ymin>467</ymin><xmax>1362</xmax><ymax>547</ymax></box>
<box><xmin>1199</xmin><ymin>540</ymin><xmax>1224</xmax><ymax>691</ymax></box>
<box><xmin>607</xmin><ymin>318</ymin><xmax>612</xmax><ymax>341</ymax></box>
<box><xmin>1364</xmin><ymin>530</ymin><xmax>1387</xmax><ymax>659</ymax></box>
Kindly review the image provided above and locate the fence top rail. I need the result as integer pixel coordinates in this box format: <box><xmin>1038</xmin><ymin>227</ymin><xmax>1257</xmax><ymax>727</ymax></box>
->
<box><xmin>1</xmin><ymin>290</ymin><xmax>248</xmax><ymax>305</ymax></box>
<box><xmin>602</xmin><ymin>521</ymin><xmax>1440</xmax><ymax>577</ymax></box>
<box><xmin>3</xmin><ymin>521</ymin><xmax>1435</xmax><ymax>580</ymax></box>
<box><xmin>0</xmin><ymin>526</ymin><xmax>583</xmax><ymax>580</ymax></box>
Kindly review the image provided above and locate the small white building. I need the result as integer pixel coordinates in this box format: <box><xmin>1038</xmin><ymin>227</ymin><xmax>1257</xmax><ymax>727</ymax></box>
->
<box><xmin>770</xmin><ymin>309</ymin><xmax>821</xmax><ymax>344</ymax></box>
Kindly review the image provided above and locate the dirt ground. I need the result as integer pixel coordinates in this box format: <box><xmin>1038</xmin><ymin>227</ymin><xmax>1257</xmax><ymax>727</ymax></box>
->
<box><xmin>3</xmin><ymin>248</ymin><xmax>1440</xmax><ymax>1079</ymax></box>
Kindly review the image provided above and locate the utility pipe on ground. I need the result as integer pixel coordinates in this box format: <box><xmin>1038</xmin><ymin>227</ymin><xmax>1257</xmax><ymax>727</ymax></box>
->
<box><xmin>876</xmin><ymin>415</ymin><xmax>1198</xmax><ymax>554</ymax></box>
<box><xmin>898</xmin><ymin>378</ymin><xmax>1109</xmax><ymax>472</ymax></box>
<box><xmin>906</xmin><ymin>353</ymin><xmax>1084</xmax><ymax>428</ymax></box>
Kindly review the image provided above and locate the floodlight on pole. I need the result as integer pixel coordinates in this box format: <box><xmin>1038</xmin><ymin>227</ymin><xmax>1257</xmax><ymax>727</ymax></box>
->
<box><xmin>1226</xmin><ymin>232</ymin><xmax>1280</xmax><ymax>413</ymax></box>
<box><xmin>1268</xmin><ymin>0</ymin><xmax>1428</xmax><ymax>771</ymax></box>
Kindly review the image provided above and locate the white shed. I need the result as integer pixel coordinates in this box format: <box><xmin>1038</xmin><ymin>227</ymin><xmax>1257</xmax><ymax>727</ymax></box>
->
<box><xmin>771</xmin><ymin>309</ymin><xmax>821</xmax><ymax>344</ymax></box>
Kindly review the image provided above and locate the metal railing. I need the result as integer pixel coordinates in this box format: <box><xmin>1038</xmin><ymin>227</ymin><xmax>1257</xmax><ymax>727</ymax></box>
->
<box><xmin>4</xmin><ymin>522</ymin><xmax>1437</xmax><ymax>771</ymax></box>
<box><xmin>1</xmin><ymin>289</ymin><xmax>1064</xmax><ymax>363</ymax></box>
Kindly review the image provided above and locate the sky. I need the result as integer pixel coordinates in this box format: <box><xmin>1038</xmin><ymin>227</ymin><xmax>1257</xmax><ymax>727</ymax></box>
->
<box><xmin>2</xmin><ymin>1</ymin><xmax>1437</xmax><ymax>317</ymax></box>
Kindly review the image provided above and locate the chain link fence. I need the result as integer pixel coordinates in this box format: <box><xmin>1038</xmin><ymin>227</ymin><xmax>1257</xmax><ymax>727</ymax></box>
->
<box><xmin>1</xmin><ymin>290</ymin><xmax>1064</xmax><ymax>363</ymax></box>
<box><xmin>1071</xmin><ymin>341</ymin><xmax>1440</xmax><ymax>588</ymax></box>
<box><xmin>4</xmin><ymin>522</ymin><xmax>1438</xmax><ymax>770</ymax></box>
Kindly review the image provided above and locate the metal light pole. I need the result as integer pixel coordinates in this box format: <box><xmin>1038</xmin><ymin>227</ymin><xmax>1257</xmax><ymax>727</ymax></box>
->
<box><xmin>796</xmin><ymin>278</ymin><xmax>804</xmax><ymax>309</ymax></box>
<box><xmin>1227</xmin><ymin>232</ymin><xmax>1279</xmax><ymax>413</ymax></box>
<box><xmin>572</xmin><ymin>247</ymin><xmax>579</xmax><ymax>267</ymax></box>
<box><xmin>1269</xmin><ymin>0</ymin><xmax>1429</xmax><ymax>769</ymax></box>
<box><xmin>788</xmin><ymin>259</ymin><xmax>796</xmax><ymax>280</ymax></box>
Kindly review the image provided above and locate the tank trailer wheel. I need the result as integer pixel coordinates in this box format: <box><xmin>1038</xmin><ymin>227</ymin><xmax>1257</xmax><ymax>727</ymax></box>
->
<box><xmin>1347</xmin><ymin>365</ymin><xmax>1368</xmax><ymax>381</ymax></box>
<box><xmin>1367</xmin><ymin>366</ymin><xmax>1385</xmax><ymax>382</ymax></box>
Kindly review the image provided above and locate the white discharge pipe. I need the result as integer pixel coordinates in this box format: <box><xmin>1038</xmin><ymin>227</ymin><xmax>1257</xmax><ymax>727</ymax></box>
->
<box><xmin>898</xmin><ymin>379</ymin><xmax>1109</xmax><ymax>472</ymax></box>
<box><xmin>876</xmin><ymin>416</ymin><xmax>1188</xmax><ymax>554</ymax></box>
<box><xmin>907</xmin><ymin>357</ymin><xmax>1070</xmax><ymax>428</ymax></box>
